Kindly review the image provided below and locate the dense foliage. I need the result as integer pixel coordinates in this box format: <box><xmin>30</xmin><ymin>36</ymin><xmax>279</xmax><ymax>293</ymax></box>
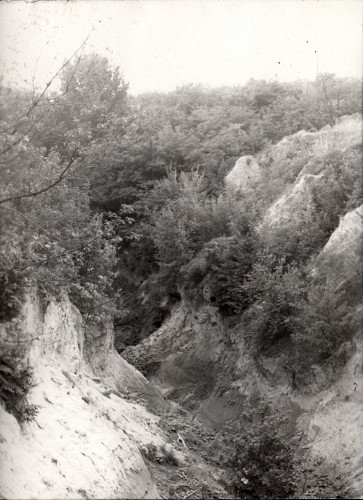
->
<box><xmin>89</xmin><ymin>75</ymin><xmax>361</xmax><ymax>210</ymax></box>
<box><xmin>227</xmin><ymin>415</ymin><xmax>295</xmax><ymax>499</ymax></box>
<box><xmin>0</xmin><ymin>53</ymin><xmax>128</xmax><ymax>324</ymax></box>
<box><xmin>0</xmin><ymin>49</ymin><xmax>361</xmax><ymax>378</ymax></box>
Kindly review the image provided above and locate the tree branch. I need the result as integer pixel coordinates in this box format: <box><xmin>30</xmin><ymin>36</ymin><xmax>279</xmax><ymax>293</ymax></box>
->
<box><xmin>0</xmin><ymin>206</ymin><xmax>64</xmax><ymax>245</ymax></box>
<box><xmin>0</xmin><ymin>30</ymin><xmax>93</xmax><ymax>146</ymax></box>
<box><xmin>24</xmin><ymin>31</ymin><xmax>92</xmax><ymax>121</ymax></box>
<box><xmin>0</xmin><ymin>148</ymin><xmax>79</xmax><ymax>205</ymax></box>
<box><xmin>21</xmin><ymin>233</ymin><xmax>104</xmax><ymax>271</ymax></box>
<box><xmin>0</xmin><ymin>150</ymin><xmax>24</xmax><ymax>165</ymax></box>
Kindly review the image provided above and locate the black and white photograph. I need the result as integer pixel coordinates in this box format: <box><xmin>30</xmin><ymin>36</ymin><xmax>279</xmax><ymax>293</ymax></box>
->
<box><xmin>0</xmin><ymin>0</ymin><xmax>362</xmax><ymax>498</ymax></box>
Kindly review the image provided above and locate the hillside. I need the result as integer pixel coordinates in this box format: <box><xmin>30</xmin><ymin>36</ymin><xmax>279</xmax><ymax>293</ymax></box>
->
<box><xmin>0</xmin><ymin>291</ymin><xmax>163</xmax><ymax>499</ymax></box>
<box><xmin>1</xmin><ymin>62</ymin><xmax>362</xmax><ymax>499</ymax></box>
<box><xmin>122</xmin><ymin>113</ymin><xmax>363</xmax><ymax>497</ymax></box>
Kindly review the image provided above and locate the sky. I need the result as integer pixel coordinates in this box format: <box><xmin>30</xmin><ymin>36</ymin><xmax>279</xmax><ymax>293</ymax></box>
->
<box><xmin>0</xmin><ymin>0</ymin><xmax>361</xmax><ymax>95</ymax></box>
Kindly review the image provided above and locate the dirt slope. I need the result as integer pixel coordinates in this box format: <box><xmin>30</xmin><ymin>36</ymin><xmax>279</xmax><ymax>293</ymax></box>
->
<box><xmin>0</xmin><ymin>290</ymin><xmax>232</xmax><ymax>499</ymax></box>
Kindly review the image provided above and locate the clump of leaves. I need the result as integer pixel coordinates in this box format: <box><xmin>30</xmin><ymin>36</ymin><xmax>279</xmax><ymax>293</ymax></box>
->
<box><xmin>241</xmin><ymin>254</ymin><xmax>306</xmax><ymax>349</ymax></box>
<box><xmin>0</xmin><ymin>345</ymin><xmax>39</xmax><ymax>422</ymax></box>
<box><xmin>226</xmin><ymin>415</ymin><xmax>295</xmax><ymax>500</ymax></box>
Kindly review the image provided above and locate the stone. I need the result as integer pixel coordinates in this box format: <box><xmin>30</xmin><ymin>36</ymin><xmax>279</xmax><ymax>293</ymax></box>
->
<box><xmin>224</xmin><ymin>155</ymin><xmax>262</xmax><ymax>193</ymax></box>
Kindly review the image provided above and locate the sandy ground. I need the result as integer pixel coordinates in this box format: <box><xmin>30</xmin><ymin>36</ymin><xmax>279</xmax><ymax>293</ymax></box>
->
<box><xmin>0</xmin><ymin>357</ymin><xmax>166</xmax><ymax>499</ymax></box>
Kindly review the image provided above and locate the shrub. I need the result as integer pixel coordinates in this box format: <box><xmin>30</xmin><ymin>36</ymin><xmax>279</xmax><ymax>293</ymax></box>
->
<box><xmin>307</xmin><ymin>147</ymin><xmax>363</xmax><ymax>246</ymax></box>
<box><xmin>180</xmin><ymin>252</ymin><xmax>209</xmax><ymax>305</ymax></box>
<box><xmin>207</xmin><ymin>235</ymin><xmax>257</xmax><ymax>315</ymax></box>
<box><xmin>226</xmin><ymin>415</ymin><xmax>295</xmax><ymax>499</ymax></box>
<box><xmin>291</xmin><ymin>275</ymin><xmax>359</xmax><ymax>377</ymax></box>
<box><xmin>146</xmin><ymin>172</ymin><xmax>238</xmax><ymax>308</ymax></box>
<box><xmin>0</xmin><ymin>345</ymin><xmax>39</xmax><ymax>422</ymax></box>
<box><xmin>242</xmin><ymin>255</ymin><xmax>306</xmax><ymax>349</ymax></box>
<box><xmin>262</xmin><ymin>211</ymin><xmax>327</xmax><ymax>265</ymax></box>
<box><xmin>241</xmin><ymin>250</ymin><xmax>359</xmax><ymax>377</ymax></box>
<box><xmin>181</xmin><ymin>210</ymin><xmax>259</xmax><ymax>314</ymax></box>
<box><xmin>219</xmin><ymin>407</ymin><xmax>352</xmax><ymax>500</ymax></box>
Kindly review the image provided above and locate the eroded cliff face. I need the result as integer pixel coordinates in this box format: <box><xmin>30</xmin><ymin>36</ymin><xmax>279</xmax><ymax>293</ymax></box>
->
<box><xmin>300</xmin><ymin>331</ymin><xmax>363</xmax><ymax>495</ymax></box>
<box><xmin>226</xmin><ymin>114</ymin><xmax>362</xmax><ymax>236</ymax></box>
<box><xmin>259</xmin><ymin>113</ymin><xmax>362</xmax><ymax>182</ymax></box>
<box><xmin>124</xmin><ymin>297</ymin><xmax>299</xmax><ymax>429</ymax></box>
<box><xmin>301</xmin><ymin>203</ymin><xmax>363</xmax><ymax>494</ymax></box>
<box><xmin>315</xmin><ymin>204</ymin><xmax>363</xmax><ymax>282</ymax></box>
<box><xmin>224</xmin><ymin>155</ymin><xmax>262</xmax><ymax>193</ymax></box>
<box><xmin>0</xmin><ymin>290</ymin><xmax>170</xmax><ymax>499</ymax></box>
<box><xmin>261</xmin><ymin>173</ymin><xmax>322</xmax><ymax>230</ymax></box>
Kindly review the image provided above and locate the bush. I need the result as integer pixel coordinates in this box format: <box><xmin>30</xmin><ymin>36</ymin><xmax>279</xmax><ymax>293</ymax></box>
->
<box><xmin>291</xmin><ymin>275</ymin><xmax>359</xmax><ymax>377</ymax></box>
<box><xmin>240</xmin><ymin>251</ymin><xmax>359</xmax><ymax>377</ymax></box>
<box><xmin>0</xmin><ymin>345</ymin><xmax>39</xmax><ymax>422</ymax></box>
<box><xmin>211</xmin><ymin>239</ymin><xmax>258</xmax><ymax>314</ymax></box>
<box><xmin>2</xmin><ymin>198</ymin><xmax>122</xmax><ymax>327</ymax></box>
<box><xmin>181</xmin><ymin>210</ymin><xmax>259</xmax><ymax>314</ymax></box>
<box><xmin>310</xmin><ymin>147</ymin><xmax>363</xmax><ymax>240</ymax></box>
<box><xmin>242</xmin><ymin>255</ymin><xmax>306</xmax><ymax>349</ymax></box>
<box><xmin>216</xmin><ymin>404</ymin><xmax>353</xmax><ymax>500</ymax></box>
<box><xmin>145</xmin><ymin>172</ymin><xmax>238</xmax><ymax>307</ymax></box>
<box><xmin>261</xmin><ymin>212</ymin><xmax>327</xmax><ymax>265</ymax></box>
<box><xmin>226</xmin><ymin>415</ymin><xmax>295</xmax><ymax>499</ymax></box>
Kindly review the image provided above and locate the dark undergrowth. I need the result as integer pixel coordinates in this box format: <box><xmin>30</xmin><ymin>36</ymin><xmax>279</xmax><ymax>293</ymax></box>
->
<box><xmin>0</xmin><ymin>344</ymin><xmax>39</xmax><ymax>423</ymax></box>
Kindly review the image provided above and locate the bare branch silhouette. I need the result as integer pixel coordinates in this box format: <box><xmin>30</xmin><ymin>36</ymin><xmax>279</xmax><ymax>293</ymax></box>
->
<box><xmin>0</xmin><ymin>148</ymin><xmax>79</xmax><ymax>205</ymax></box>
<box><xmin>0</xmin><ymin>30</ymin><xmax>93</xmax><ymax>144</ymax></box>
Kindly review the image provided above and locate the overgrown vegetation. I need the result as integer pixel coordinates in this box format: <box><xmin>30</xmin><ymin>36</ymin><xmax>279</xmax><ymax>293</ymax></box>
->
<box><xmin>226</xmin><ymin>415</ymin><xmax>296</xmax><ymax>499</ymax></box>
<box><xmin>130</xmin><ymin>132</ymin><xmax>361</xmax><ymax>376</ymax></box>
<box><xmin>0</xmin><ymin>30</ymin><xmax>361</xmax><ymax>500</ymax></box>
<box><xmin>1</xmin><ymin>58</ymin><xmax>360</xmax><ymax>332</ymax></box>
<box><xmin>224</xmin><ymin>411</ymin><xmax>354</xmax><ymax>499</ymax></box>
<box><xmin>91</xmin><ymin>75</ymin><xmax>361</xmax><ymax>209</ymax></box>
<box><xmin>158</xmin><ymin>405</ymin><xmax>355</xmax><ymax>499</ymax></box>
<box><xmin>0</xmin><ymin>50</ymin><xmax>361</xmax><ymax>500</ymax></box>
<box><xmin>0</xmin><ymin>51</ymin><xmax>128</xmax><ymax>325</ymax></box>
<box><xmin>0</xmin><ymin>345</ymin><xmax>39</xmax><ymax>422</ymax></box>
<box><xmin>130</xmin><ymin>139</ymin><xmax>361</xmax><ymax>373</ymax></box>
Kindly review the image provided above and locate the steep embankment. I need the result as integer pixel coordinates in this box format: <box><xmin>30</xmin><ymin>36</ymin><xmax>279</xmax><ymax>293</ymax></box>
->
<box><xmin>0</xmin><ymin>291</ymin><xmax>169</xmax><ymax>499</ymax></box>
<box><xmin>124</xmin><ymin>203</ymin><xmax>363</xmax><ymax>497</ymax></box>
<box><xmin>224</xmin><ymin>155</ymin><xmax>262</xmax><ymax>193</ymax></box>
<box><xmin>261</xmin><ymin>172</ymin><xmax>322</xmax><ymax>230</ymax></box>
<box><xmin>299</xmin><ymin>204</ymin><xmax>363</xmax><ymax>495</ymax></box>
<box><xmin>124</xmin><ymin>116</ymin><xmax>363</xmax><ymax>496</ymax></box>
<box><xmin>0</xmin><ymin>290</ymin><xmax>231</xmax><ymax>499</ymax></box>
<box><xmin>227</xmin><ymin>114</ymin><xmax>361</xmax><ymax>201</ymax></box>
<box><xmin>259</xmin><ymin>112</ymin><xmax>362</xmax><ymax>183</ymax></box>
